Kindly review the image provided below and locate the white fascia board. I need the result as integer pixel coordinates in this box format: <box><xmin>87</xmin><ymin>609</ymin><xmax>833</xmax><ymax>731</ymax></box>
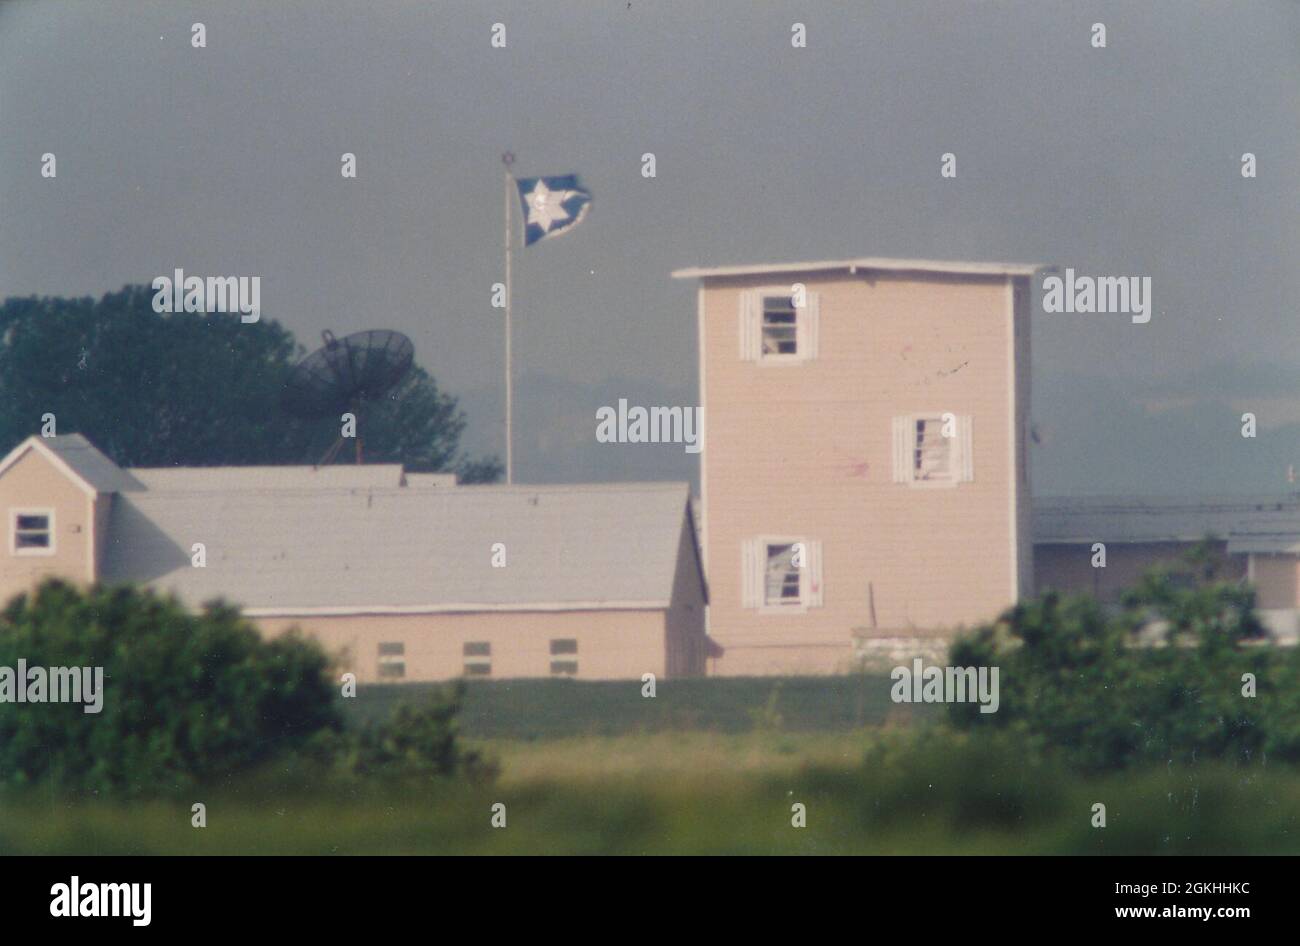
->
<box><xmin>243</xmin><ymin>600</ymin><xmax>671</xmax><ymax>617</ymax></box>
<box><xmin>672</xmin><ymin>257</ymin><xmax>1045</xmax><ymax>280</ymax></box>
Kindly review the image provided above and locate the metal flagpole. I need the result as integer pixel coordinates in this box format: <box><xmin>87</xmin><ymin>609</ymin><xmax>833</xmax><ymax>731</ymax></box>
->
<box><xmin>502</xmin><ymin>151</ymin><xmax>515</xmax><ymax>485</ymax></box>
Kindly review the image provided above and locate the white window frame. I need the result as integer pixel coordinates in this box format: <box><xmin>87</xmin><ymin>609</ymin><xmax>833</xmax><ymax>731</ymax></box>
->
<box><xmin>892</xmin><ymin>414</ymin><xmax>974</xmax><ymax>488</ymax></box>
<box><xmin>740</xmin><ymin>286</ymin><xmax>819</xmax><ymax>365</ymax></box>
<box><xmin>742</xmin><ymin>535</ymin><xmax>824</xmax><ymax>613</ymax></box>
<box><xmin>10</xmin><ymin>507</ymin><xmax>55</xmax><ymax>556</ymax></box>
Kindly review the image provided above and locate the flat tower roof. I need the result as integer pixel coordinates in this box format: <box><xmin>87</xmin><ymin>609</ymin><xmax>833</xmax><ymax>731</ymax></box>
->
<box><xmin>672</xmin><ymin>256</ymin><xmax>1046</xmax><ymax>280</ymax></box>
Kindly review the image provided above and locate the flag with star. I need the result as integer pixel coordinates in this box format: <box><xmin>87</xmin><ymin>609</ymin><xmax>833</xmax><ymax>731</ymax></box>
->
<box><xmin>515</xmin><ymin>174</ymin><xmax>592</xmax><ymax>245</ymax></box>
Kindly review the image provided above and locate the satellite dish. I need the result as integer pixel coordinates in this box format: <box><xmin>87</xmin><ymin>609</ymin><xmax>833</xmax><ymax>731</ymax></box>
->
<box><xmin>282</xmin><ymin>329</ymin><xmax>415</xmax><ymax>464</ymax></box>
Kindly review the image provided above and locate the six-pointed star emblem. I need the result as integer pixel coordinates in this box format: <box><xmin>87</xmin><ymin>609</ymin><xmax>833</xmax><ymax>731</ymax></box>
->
<box><xmin>524</xmin><ymin>180</ymin><xmax>576</xmax><ymax>233</ymax></box>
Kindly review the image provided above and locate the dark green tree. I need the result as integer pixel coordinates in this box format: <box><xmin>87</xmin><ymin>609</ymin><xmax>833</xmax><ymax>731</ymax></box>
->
<box><xmin>948</xmin><ymin>541</ymin><xmax>1300</xmax><ymax>772</ymax></box>
<box><xmin>0</xmin><ymin>580</ymin><xmax>342</xmax><ymax>796</ymax></box>
<box><xmin>0</xmin><ymin>286</ymin><xmax>501</xmax><ymax>480</ymax></box>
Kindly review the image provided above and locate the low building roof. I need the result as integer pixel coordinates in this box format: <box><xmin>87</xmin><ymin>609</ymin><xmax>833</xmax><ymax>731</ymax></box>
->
<box><xmin>672</xmin><ymin>256</ymin><xmax>1045</xmax><ymax>280</ymax></box>
<box><xmin>1033</xmin><ymin>495</ymin><xmax>1300</xmax><ymax>545</ymax></box>
<box><xmin>101</xmin><ymin>481</ymin><xmax>699</xmax><ymax>614</ymax></box>
<box><xmin>130</xmin><ymin>465</ymin><xmax>406</xmax><ymax>492</ymax></box>
<box><xmin>1226</xmin><ymin>514</ymin><xmax>1300</xmax><ymax>555</ymax></box>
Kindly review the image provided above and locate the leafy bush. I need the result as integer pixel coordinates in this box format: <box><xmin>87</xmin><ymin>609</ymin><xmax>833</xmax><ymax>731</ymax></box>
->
<box><xmin>948</xmin><ymin>543</ymin><xmax>1300</xmax><ymax>772</ymax></box>
<box><xmin>0</xmin><ymin>580</ymin><xmax>341</xmax><ymax>796</ymax></box>
<box><xmin>338</xmin><ymin>682</ymin><xmax>492</xmax><ymax>782</ymax></box>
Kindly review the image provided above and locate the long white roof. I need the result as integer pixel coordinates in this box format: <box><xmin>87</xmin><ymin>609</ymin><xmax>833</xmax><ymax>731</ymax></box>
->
<box><xmin>0</xmin><ymin>434</ymin><xmax>703</xmax><ymax>614</ymax></box>
<box><xmin>101</xmin><ymin>481</ymin><xmax>700</xmax><ymax>614</ymax></box>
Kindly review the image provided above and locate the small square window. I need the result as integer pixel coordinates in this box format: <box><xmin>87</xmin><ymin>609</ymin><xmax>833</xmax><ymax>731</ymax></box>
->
<box><xmin>550</xmin><ymin>660</ymin><xmax>578</xmax><ymax>676</ymax></box>
<box><xmin>11</xmin><ymin>510</ymin><xmax>53</xmax><ymax>555</ymax></box>
<box><xmin>463</xmin><ymin>662</ymin><xmax>492</xmax><ymax>677</ymax></box>
<box><xmin>549</xmin><ymin>639</ymin><xmax>578</xmax><ymax>656</ymax></box>
<box><xmin>463</xmin><ymin>642</ymin><xmax>491</xmax><ymax>657</ymax></box>
<box><xmin>378</xmin><ymin>641</ymin><xmax>405</xmax><ymax>657</ymax></box>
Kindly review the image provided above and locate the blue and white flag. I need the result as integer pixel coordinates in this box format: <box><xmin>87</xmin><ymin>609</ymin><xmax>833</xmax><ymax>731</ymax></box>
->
<box><xmin>516</xmin><ymin>174</ymin><xmax>592</xmax><ymax>246</ymax></box>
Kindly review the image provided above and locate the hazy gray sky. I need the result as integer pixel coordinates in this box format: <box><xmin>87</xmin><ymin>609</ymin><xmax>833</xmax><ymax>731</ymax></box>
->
<box><xmin>2</xmin><ymin>1</ymin><xmax>1297</xmax><ymax>493</ymax></box>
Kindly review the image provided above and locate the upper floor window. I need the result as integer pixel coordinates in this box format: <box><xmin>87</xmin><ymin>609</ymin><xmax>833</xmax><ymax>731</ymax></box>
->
<box><xmin>739</xmin><ymin>286</ymin><xmax>819</xmax><ymax>364</ymax></box>
<box><xmin>10</xmin><ymin>509</ymin><xmax>53</xmax><ymax>555</ymax></box>
<box><xmin>761</xmin><ymin>295</ymin><xmax>799</xmax><ymax>356</ymax></box>
<box><xmin>892</xmin><ymin>414</ymin><xmax>974</xmax><ymax>486</ymax></box>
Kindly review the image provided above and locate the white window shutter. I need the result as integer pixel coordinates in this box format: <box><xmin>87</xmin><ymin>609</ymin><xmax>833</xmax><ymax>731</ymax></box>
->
<box><xmin>959</xmin><ymin>414</ymin><xmax>974</xmax><ymax>482</ymax></box>
<box><xmin>800</xmin><ymin>291</ymin><xmax>819</xmax><ymax>360</ymax></box>
<box><xmin>807</xmin><ymin>540</ymin><xmax>824</xmax><ymax>607</ymax></box>
<box><xmin>738</xmin><ymin>291</ymin><xmax>758</xmax><ymax>361</ymax></box>
<box><xmin>892</xmin><ymin>416</ymin><xmax>912</xmax><ymax>482</ymax></box>
<box><xmin>741</xmin><ymin>539</ymin><xmax>759</xmax><ymax>608</ymax></box>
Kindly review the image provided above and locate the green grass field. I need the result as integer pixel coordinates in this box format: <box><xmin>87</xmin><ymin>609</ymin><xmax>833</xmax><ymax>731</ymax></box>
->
<box><xmin>3</xmin><ymin>732</ymin><xmax>1296</xmax><ymax>854</ymax></box>
<box><xmin>2</xmin><ymin>678</ymin><xmax>1297</xmax><ymax>855</ymax></box>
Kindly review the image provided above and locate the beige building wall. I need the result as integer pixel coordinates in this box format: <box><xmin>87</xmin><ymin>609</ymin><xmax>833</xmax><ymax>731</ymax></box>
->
<box><xmin>1034</xmin><ymin>540</ymin><xmax>1245</xmax><ymax>603</ymax></box>
<box><xmin>699</xmin><ymin>271</ymin><xmax>1031</xmax><ymax>675</ymax></box>
<box><xmin>251</xmin><ymin>505</ymin><xmax>709</xmax><ymax>684</ymax></box>
<box><xmin>256</xmin><ymin>608</ymin><xmax>678</xmax><ymax>683</ymax></box>
<box><xmin>1251</xmin><ymin>554</ymin><xmax>1300</xmax><ymax>610</ymax></box>
<box><xmin>0</xmin><ymin>447</ymin><xmax>95</xmax><ymax>604</ymax></box>
<box><xmin>0</xmin><ymin>438</ymin><xmax>708</xmax><ymax>681</ymax></box>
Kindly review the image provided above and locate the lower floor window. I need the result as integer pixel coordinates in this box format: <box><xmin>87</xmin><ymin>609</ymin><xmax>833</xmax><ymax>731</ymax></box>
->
<box><xmin>550</xmin><ymin>639</ymin><xmax>578</xmax><ymax>676</ymax></box>
<box><xmin>741</xmin><ymin>537</ymin><xmax>823</xmax><ymax>610</ymax></box>
<box><xmin>378</xmin><ymin>641</ymin><xmax>405</xmax><ymax>679</ymax></box>
<box><xmin>764</xmin><ymin>543</ymin><xmax>803</xmax><ymax>606</ymax></box>
<box><xmin>463</xmin><ymin>641</ymin><xmax>491</xmax><ymax>676</ymax></box>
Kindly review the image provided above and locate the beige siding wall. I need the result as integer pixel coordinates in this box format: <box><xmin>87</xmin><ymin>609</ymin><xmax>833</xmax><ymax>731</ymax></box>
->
<box><xmin>706</xmin><ymin>641</ymin><xmax>855</xmax><ymax>677</ymax></box>
<box><xmin>1251</xmin><ymin>554</ymin><xmax>1300</xmax><ymax>610</ymax></box>
<box><xmin>0</xmin><ymin>447</ymin><xmax>94</xmax><ymax>603</ymax></box>
<box><xmin>256</xmin><ymin>609</ymin><xmax>672</xmax><ymax>683</ymax></box>
<box><xmin>1033</xmin><ymin>540</ymin><xmax>1245</xmax><ymax>602</ymax></box>
<box><xmin>700</xmin><ymin>271</ymin><xmax>1029</xmax><ymax>675</ymax></box>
